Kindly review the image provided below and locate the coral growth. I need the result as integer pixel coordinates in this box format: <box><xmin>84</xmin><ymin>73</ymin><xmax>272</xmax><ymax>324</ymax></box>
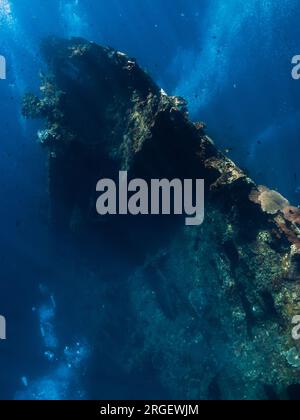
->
<box><xmin>251</xmin><ymin>186</ymin><xmax>289</xmax><ymax>215</ymax></box>
<box><xmin>249</xmin><ymin>186</ymin><xmax>300</xmax><ymax>251</ymax></box>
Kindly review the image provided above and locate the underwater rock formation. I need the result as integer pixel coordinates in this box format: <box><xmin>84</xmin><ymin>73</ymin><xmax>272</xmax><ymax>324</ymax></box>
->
<box><xmin>23</xmin><ymin>37</ymin><xmax>300</xmax><ymax>400</ymax></box>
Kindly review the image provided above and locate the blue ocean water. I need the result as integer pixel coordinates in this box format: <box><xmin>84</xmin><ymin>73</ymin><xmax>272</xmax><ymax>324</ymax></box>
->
<box><xmin>0</xmin><ymin>0</ymin><xmax>300</xmax><ymax>400</ymax></box>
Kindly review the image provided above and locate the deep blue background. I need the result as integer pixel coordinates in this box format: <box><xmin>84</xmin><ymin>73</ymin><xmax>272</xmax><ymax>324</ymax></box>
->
<box><xmin>0</xmin><ymin>0</ymin><xmax>300</xmax><ymax>399</ymax></box>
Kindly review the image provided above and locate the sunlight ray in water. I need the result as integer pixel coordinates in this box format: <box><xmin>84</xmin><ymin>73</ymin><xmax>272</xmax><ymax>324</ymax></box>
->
<box><xmin>171</xmin><ymin>0</ymin><xmax>296</xmax><ymax>114</ymax></box>
<box><xmin>0</xmin><ymin>0</ymin><xmax>15</xmax><ymax>28</ymax></box>
<box><xmin>59</xmin><ymin>0</ymin><xmax>89</xmax><ymax>37</ymax></box>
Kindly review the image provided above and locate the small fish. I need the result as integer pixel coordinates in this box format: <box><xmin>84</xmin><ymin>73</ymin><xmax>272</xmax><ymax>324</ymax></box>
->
<box><xmin>21</xmin><ymin>377</ymin><xmax>28</xmax><ymax>388</ymax></box>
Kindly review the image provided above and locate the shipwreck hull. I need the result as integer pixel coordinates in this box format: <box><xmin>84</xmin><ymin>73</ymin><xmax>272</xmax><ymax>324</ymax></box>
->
<box><xmin>23</xmin><ymin>37</ymin><xmax>300</xmax><ymax>400</ymax></box>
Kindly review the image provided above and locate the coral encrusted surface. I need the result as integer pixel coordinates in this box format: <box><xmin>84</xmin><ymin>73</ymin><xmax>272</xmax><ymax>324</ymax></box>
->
<box><xmin>23</xmin><ymin>37</ymin><xmax>300</xmax><ymax>400</ymax></box>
